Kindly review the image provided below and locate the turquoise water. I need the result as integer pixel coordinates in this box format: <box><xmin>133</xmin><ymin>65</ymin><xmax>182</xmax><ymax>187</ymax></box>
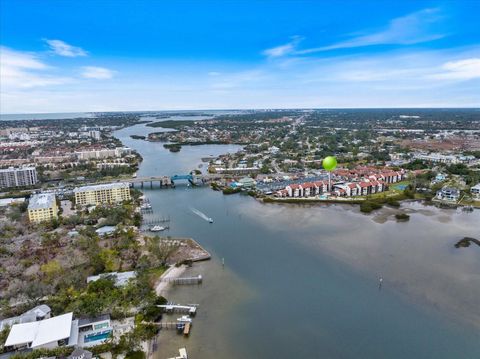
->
<box><xmin>84</xmin><ymin>330</ymin><xmax>112</xmax><ymax>343</ymax></box>
<box><xmin>114</xmin><ymin>122</ymin><xmax>480</xmax><ymax>359</ymax></box>
<box><xmin>394</xmin><ymin>184</ymin><xmax>408</xmax><ymax>190</ymax></box>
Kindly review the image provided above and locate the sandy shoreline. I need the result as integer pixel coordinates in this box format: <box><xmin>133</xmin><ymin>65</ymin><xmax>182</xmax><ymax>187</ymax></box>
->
<box><xmin>155</xmin><ymin>265</ymin><xmax>188</xmax><ymax>297</ymax></box>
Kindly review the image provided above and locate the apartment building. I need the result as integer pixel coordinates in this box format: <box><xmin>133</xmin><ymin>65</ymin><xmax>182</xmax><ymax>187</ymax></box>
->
<box><xmin>28</xmin><ymin>193</ymin><xmax>58</xmax><ymax>223</ymax></box>
<box><xmin>74</xmin><ymin>182</ymin><xmax>131</xmax><ymax>206</ymax></box>
<box><xmin>0</xmin><ymin>166</ymin><xmax>38</xmax><ymax>189</ymax></box>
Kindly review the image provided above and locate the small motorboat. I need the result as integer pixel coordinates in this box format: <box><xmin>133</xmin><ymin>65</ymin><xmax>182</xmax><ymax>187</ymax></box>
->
<box><xmin>149</xmin><ymin>225</ymin><xmax>166</xmax><ymax>232</ymax></box>
<box><xmin>177</xmin><ymin>315</ymin><xmax>192</xmax><ymax>323</ymax></box>
<box><xmin>207</xmin><ymin>218</ymin><xmax>213</xmax><ymax>223</ymax></box>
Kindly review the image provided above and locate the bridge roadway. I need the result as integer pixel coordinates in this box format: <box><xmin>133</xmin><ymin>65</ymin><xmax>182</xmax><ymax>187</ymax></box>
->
<box><xmin>128</xmin><ymin>173</ymin><xmax>226</xmax><ymax>184</ymax></box>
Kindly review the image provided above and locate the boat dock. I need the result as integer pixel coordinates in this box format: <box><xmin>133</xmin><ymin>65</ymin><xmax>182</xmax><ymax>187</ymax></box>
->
<box><xmin>161</xmin><ymin>274</ymin><xmax>203</xmax><ymax>285</ymax></box>
<box><xmin>143</xmin><ymin>216</ymin><xmax>171</xmax><ymax>225</ymax></box>
<box><xmin>158</xmin><ymin>303</ymin><xmax>198</xmax><ymax>316</ymax></box>
<box><xmin>152</xmin><ymin>322</ymin><xmax>179</xmax><ymax>329</ymax></box>
<box><xmin>183</xmin><ymin>323</ymin><xmax>191</xmax><ymax>336</ymax></box>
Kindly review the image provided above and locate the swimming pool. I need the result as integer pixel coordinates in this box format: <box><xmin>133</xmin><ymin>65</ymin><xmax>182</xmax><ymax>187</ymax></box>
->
<box><xmin>84</xmin><ymin>329</ymin><xmax>112</xmax><ymax>343</ymax></box>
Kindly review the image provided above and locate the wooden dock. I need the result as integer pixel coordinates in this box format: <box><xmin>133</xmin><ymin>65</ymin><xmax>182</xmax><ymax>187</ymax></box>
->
<box><xmin>183</xmin><ymin>322</ymin><xmax>191</xmax><ymax>336</ymax></box>
<box><xmin>161</xmin><ymin>275</ymin><xmax>203</xmax><ymax>285</ymax></box>
<box><xmin>153</xmin><ymin>322</ymin><xmax>179</xmax><ymax>329</ymax></box>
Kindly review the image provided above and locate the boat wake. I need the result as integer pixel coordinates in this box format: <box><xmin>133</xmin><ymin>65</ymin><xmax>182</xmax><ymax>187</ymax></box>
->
<box><xmin>190</xmin><ymin>207</ymin><xmax>213</xmax><ymax>223</ymax></box>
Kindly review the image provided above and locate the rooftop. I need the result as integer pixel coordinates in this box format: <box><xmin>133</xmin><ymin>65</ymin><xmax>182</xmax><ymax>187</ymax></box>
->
<box><xmin>74</xmin><ymin>182</ymin><xmax>130</xmax><ymax>193</ymax></box>
<box><xmin>5</xmin><ymin>312</ymin><xmax>73</xmax><ymax>348</ymax></box>
<box><xmin>28</xmin><ymin>193</ymin><xmax>56</xmax><ymax>210</ymax></box>
<box><xmin>87</xmin><ymin>271</ymin><xmax>136</xmax><ymax>286</ymax></box>
<box><xmin>0</xmin><ymin>166</ymin><xmax>36</xmax><ymax>173</ymax></box>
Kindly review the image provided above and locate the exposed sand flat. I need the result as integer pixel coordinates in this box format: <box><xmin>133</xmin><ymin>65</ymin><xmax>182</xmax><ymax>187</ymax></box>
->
<box><xmin>155</xmin><ymin>265</ymin><xmax>187</xmax><ymax>296</ymax></box>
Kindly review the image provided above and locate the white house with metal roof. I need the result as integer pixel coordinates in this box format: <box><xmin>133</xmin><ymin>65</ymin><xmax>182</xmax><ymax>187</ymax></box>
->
<box><xmin>4</xmin><ymin>312</ymin><xmax>77</xmax><ymax>349</ymax></box>
<box><xmin>471</xmin><ymin>183</ymin><xmax>480</xmax><ymax>199</ymax></box>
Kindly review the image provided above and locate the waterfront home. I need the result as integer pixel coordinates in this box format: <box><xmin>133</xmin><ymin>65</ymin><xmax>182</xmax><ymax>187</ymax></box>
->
<box><xmin>470</xmin><ymin>183</ymin><xmax>480</xmax><ymax>199</ymax></box>
<box><xmin>4</xmin><ymin>313</ymin><xmax>76</xmax><ymax>350</ymax></box>
<box><xmin>436</xmin><ymin>187</ymin><xmax>460</xmax><ymax>202</ymax></box>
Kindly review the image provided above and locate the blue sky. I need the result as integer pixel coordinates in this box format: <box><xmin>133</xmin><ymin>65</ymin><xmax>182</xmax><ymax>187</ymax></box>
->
<box><xmin>1</xmin><ymin>0</ymin><xmax>479</xmax><ymax>113</ymax></box>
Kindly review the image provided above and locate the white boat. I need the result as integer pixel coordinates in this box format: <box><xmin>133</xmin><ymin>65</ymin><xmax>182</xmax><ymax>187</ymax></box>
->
<box><xmin>140</xmin><ymin>203</ymin><xmax>152</xmax><ymax>210</ymax></box>
<box><xmin>177</xmin><ymin>315</ymin><xmax>192</xmax><ymax>323</ymax></box>
<box><xmin>132</xmin><ymin>172</ymin><xmax>137</xmax><ymax>178</ymax></box>
<box><xmin>150</xmin><ymin>225</ymin><xmax>166</xmax><ymax>232</ymax></box>
<box><xmin>208</xmin><ymin>217</ymin><xmax>213</xmax><ymax>223</ymax></box>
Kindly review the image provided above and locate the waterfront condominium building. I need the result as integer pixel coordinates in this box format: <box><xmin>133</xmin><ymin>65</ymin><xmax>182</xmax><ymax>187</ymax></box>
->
<box><xmin>0</xmin><ymin>166</ymin><xmax>38</xmax><ymax>189</ymax></box>
<box><xmin>74</xmin><ymin>182</ymin><xmax>131</xmax><ymax>206</ymax></box>
<box><xmin>28</xmin><ymin>193</ymin><xmax>58</xmax><ymax>223</ymax></box>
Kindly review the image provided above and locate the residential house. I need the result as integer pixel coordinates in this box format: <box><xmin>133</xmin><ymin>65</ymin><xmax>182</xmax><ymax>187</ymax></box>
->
<box><xmin>470</xmin><ymin>183</ymin><xmax>480</xmax><ymax>199</ymax></box>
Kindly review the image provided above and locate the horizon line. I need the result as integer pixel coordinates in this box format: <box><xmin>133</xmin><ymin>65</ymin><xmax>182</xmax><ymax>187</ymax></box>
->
<box><xmin>2</xmin><ymin>106</ymin><xmax>480</xmax><ymax>116</ymax></box>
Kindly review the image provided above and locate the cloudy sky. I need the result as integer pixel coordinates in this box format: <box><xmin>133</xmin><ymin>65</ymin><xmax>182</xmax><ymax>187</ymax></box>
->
<box><xmin>1</xmin><ymin>0</ymin><xmax>479</xmax><ymax>113</ymax></box>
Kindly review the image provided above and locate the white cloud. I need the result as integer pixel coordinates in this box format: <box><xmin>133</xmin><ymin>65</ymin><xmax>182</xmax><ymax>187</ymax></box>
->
<box><xmin>0</xmin><ymin>46</ymin><xmax>70</xmax><ymax>89</ymax></box>
<box><xmin>81</xmin><ymin>66</ymin><xmax>115</xmax><ymax>79</ymax></box>
<box><xmin>430</xmin><ymin>58</ymin><xmax>480</xmax><ymax>80</ymax></box>
<box><xmin>262</xmin><ymin>36</ymin><xmax>303</xmax><ymax>58</ymax></box>
<box><xmin>44</xmin><ymin>39</ymin><xmax>88</xmax><ymax>57</ymax></box>
<box><xmin>266</xmin><ymin>9</ymin><xmax>445</xmax><ymax>57</ymax></box>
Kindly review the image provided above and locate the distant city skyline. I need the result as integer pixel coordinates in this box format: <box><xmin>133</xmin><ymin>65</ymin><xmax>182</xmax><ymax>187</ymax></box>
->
<box><xmin>1</xmin><ymin>0</ymin><xmax>479</xmax><ymax>113</ymax></box>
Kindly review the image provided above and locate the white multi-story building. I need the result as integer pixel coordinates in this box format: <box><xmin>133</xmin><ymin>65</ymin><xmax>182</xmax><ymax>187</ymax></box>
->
<box><xmin>0</xmin><ymin>166</ymin><xmax>38</xmax><ymax>189</ymax></box>
<box><xmin>75</xmin><ymin>147</ymin><xmax>132</xmax><ymax>160</ymax></box>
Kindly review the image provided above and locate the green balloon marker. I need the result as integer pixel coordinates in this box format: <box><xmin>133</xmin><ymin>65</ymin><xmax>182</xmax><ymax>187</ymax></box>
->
<box><xmin>322</xmin><ymin>156</ymin><xmax>337</xmax><ymax>171</ymax></box>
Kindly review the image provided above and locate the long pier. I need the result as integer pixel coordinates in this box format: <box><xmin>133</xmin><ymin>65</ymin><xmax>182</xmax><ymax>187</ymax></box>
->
<box><xmin>147</xmin><ymin>321</ymin><xmax>192</xmax><ymax>336</ymax></box>
<box><xmin>161</xmin><ymin>275</ymin><xmax>203</xmax><ymax>285</ymax></box>
<box><xmin>158</xmin><ymin>304</ymin><xmax>198</xmax><ymax>315</ymax></box>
